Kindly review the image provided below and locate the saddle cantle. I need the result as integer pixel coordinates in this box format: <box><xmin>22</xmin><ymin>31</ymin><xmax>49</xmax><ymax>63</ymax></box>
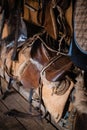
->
<box><xmin>44</xmin><ymin>55</ymin><xmax>72</xmax><ymax>82</ymax></box>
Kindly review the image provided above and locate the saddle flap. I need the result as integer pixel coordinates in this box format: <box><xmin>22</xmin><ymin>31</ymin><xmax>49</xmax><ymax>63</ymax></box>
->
<box><xmin>20</xmin><ymin>61</ymin><xmax>40</xmax><ymax>89</ymax></box>
<box><xmin>45</xmin><ymin>55</ymin><xmax>72</xmax><ymax>82</ymax></box>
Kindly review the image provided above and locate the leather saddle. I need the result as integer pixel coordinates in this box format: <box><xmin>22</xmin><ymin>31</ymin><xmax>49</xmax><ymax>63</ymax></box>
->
<box><xmin>20</xmin><ymin>32</ymin><xmax>73</xmax><ymax>90</ymax></box>
<box><xmin>30</xmin><ymin>33</ymin><xmax>73</xmax><ymax>83</ymax></box>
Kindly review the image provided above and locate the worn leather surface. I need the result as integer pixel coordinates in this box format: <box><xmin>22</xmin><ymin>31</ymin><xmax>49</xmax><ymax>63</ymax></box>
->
<box><xmin>45</xmin><ymin>55</ymin><xmax>72</xmax><ymax>82</ymax></box>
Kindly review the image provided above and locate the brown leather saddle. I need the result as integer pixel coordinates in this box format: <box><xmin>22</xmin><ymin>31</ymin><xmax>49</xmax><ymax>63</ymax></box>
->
<box><xmin>30</xmin><ymin>33</ymin><xmax>73</xmax><ymax>83</ymax></box>
<box><xmin>19</xmin><ymin>31</ymin><xmax>73</xmax><ymax>91</ymax></box>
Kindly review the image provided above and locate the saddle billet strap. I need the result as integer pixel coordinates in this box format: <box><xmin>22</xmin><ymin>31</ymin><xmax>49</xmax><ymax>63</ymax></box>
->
<box><xmin>50</xmin><ymin>6</ymin><xmax>58</xmax><ymax>40</ymax></box>
<box><xmin>11</xmin><ymin>10</ymin><xmax>21</xmax><ymax>61</ymax></box>
<box><xmin>38</xmin><ymin>77</ymin><xmax>47</xmax><ymax>117</ymax></box>
<box><xmin>0</xmin><ymin>76</ymin><xmax>3</xmax><ymax>94</ymax></box>
<box><xmin>38</xmin><ymin>77</ymin><xmax>52</xmax><ymax>120</ymax></box>
<box><xmin>41</xmin><ymin>0</ymin><xmax>47</xmax><ymax>26</ymax></box>
<box><xmin>37</xmin><ymin>0</ymin><xmax>47</xmax><ymax>25</ymax></box>
<box><xmin>0</xmin><ymin>49</ymin><xmax>15</xmax><ymax>100</ymax></box>
<box><xmin>10</xmin><ymin>0</ymin><xmax>25</xmax><ymax>61</ymax></box>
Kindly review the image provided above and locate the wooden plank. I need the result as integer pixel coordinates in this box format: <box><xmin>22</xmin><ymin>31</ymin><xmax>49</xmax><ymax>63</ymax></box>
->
<box><xmin>1</xmin><ymin>89</ymin><xmax>56</xmax><ymax>130</ymax></box>
<box><xmin>0</xmin><ymin>77</ymin><xmax>62</xmax><ymax>130</ymax></box>
<box><xmin>0</xmin><ymin>100</ymin><xmax>27</xmax><ymax>130</ymax></box>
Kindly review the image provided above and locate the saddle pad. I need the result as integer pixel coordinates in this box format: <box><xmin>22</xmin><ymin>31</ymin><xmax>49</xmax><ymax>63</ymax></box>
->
<box><xmin>69</xmin><ymin>0</ymin><xmax>87</xmax><ymax>71</ymax></box>
<box><xmin>74</xmin><ymin>0</ymin><xmax>87</xmax><ymax>52</ymax></box>
<box><xmin>45</xmin><ymin>55</ymin><xmax>72</xmax><ymax>82</ymax></box>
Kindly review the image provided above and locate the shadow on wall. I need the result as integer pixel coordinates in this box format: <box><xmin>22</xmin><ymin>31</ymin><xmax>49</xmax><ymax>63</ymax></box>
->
<box><xmin>24</xmin><ymin>20</ymin><xmax>44</xmax><ymax>38</ymax></box>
